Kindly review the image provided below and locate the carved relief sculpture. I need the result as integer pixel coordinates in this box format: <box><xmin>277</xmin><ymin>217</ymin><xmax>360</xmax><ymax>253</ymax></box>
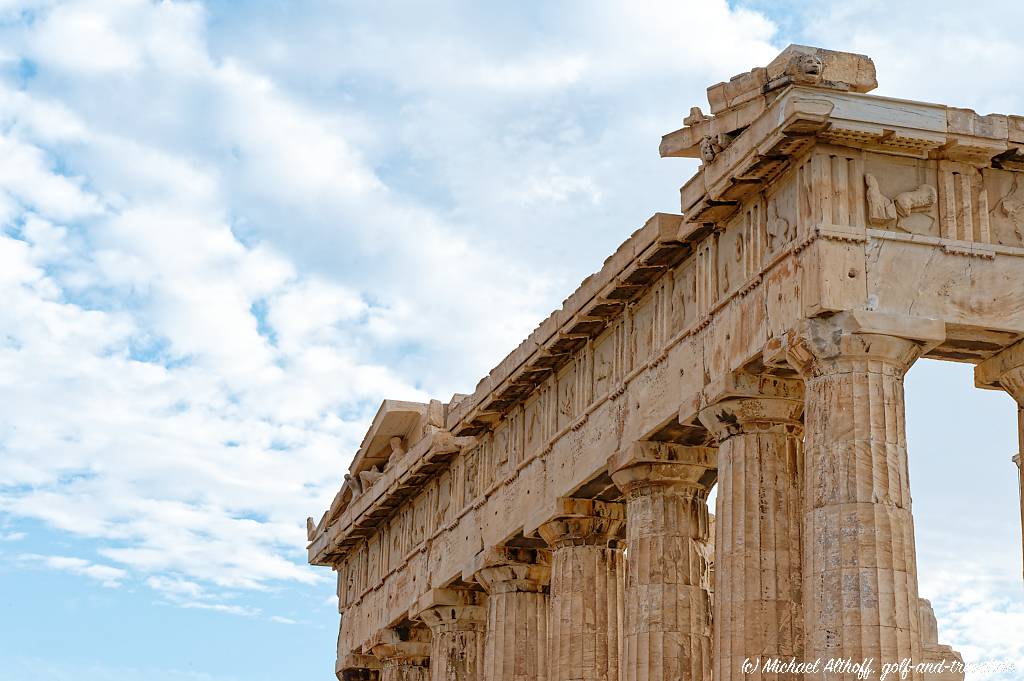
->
<box><xmin>308</xmin><ymin>44</ymin><xmax>1024</xmax><ymax>681</ymax></box>
<box><xmin>866</xmin><ymin>173</ymin><xmax>937</xmax><ymax>230</ymax></box>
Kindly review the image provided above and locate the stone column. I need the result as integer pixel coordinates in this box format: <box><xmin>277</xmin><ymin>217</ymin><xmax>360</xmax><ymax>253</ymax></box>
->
<box><xmin>368</xmin><ymin>627</ymin><xmax>431</xmax><ymax>681</ymax></box>
<box><xmin>917</xmin><ymin>599</ymin><xmax>965</xmax><ymax>681</ymax></box>
<box><xmin>976</xmin><ymin>339</ymin><xmax>1024</xmax><ymax>581</ymax></box>
<box><xmin>337</xmin><ymin>654</ymin><xmax>381</xmax><ymax>681</ymax></box>
<box><xmin>698</xmin><ymin>372</ymin><xmax>804</xmax><ymax>681</ymax></box>
<box><xmin>413</xmin><ymin>588</ymin><xmax>487</xmax><ymax>681</ymax></box>
<box><xmin>537</xmin><ymin>497</ymin><xmax>626</xmax><ymax>681</ymax></box>
<box><xmin>785</xmin><ymin>312</ymin><xmax>945</xmax><ymax>680</ymax></box>
<box><xmin>1017</xmin><ymin>453</ymin><xmax>1024</xmax><ymax>581</ymax></box>
<box><xmin>474</xmin><ymin>547</ymin><xmax>551</xmax><ymax>681</ymax></box>
<box><xmin>609</xmin><ymin>441</ymin><xmax>717</xmax><ymax>681</ymax></box>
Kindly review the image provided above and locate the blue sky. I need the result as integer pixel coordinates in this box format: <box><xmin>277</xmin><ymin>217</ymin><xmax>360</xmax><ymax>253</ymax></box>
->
<box><xmin>0</xmin><ymin>1</ymin><xmax>1021</xmax><ymax>680</ymax></box>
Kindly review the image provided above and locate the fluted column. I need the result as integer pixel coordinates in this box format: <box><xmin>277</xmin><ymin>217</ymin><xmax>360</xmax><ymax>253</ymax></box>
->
<box><xmin>368</xmin><ymin>628</ymin><xmax>431</xmax><ymax>681</ymax></box>
<box><xmin>609</xmin><ymin>441</ymin><xmax>717</xmax><ymax>681</ymax></box>
<box><xmin>698</xmin><ymin>372</ymin><xmax>804</xmax><ymax>681</ymax></box>
<box><xmin>413</xmin><ymin>589</ymin><xmax>487</xmax><ymax>681</ymax></box>
<box><xmin>785</xmin><ymin>312</ymin><xmax>945</xmax><ymax>680</ymax></box>
<box><xmin>1017</xmin><ymin>453</ymin><xmax>1024</xmax><ymax>581</ymax></box>
<box><xmin>917</xmin><ymin>599</ymin><xmax>964</xmax><ymax>681</ymax></box>
<box><xmin>976</xmin><ymin>339</ymin><xmax>1024</xmax><ymax>582</ymax></box>
<box><xmin>538</xmin><ymin>498</ymin><xmax>626</xmax><ymax>681</ymax></box>
<box><xmin>474</xmin><ymin>547</ymin><xmax>551</xmax><ymax>681</ymax></box>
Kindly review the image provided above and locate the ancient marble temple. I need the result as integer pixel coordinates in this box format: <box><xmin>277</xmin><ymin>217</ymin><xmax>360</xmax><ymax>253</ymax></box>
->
<box><xmin>308</xmin><ymin>46</ymin><xmax>1024</xmax><ymax>681</ymax></box>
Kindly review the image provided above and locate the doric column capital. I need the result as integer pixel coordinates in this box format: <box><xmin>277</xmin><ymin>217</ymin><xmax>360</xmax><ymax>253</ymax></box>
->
<box><xmin>410</xmin><ymin>588</ymin><xmax>487</xmax><ymax>632</ymax></box>
<box><xmin>976</xmin><ymin>338</ymin><xmax>1024</xmax><ymax>404</ymax></box>
<box><xmin>536</xmin><ymin>497</ymin><xmax>625</xmax><ymax>549</ymax></box>
<box><xmin>698</xmin><ymin>371</ymin><xmax>804</xmax><ymax>441</ymax></box>
<box><xmin>472</xmin><ymin>546</ymin><xmax>550</xmax><ymax>594</ymax></box>
<box><xmin>608</xmin><ymin>441</ymin><xmax>717</xmax><ymax>497</ymax></box>
<box><xmin>773</xmin><ymin>311</ymin><xmax>945</xmax><ymax>378</ymax></box>
<box><xmin>366</xmin><ymin>627</ymin><xmax>431</xmax><ymax>668</ymax></box>
<box><xmin>337</xmin><ymin>654</ymin><xmax>381</xmax><ymax>681</ymax></box>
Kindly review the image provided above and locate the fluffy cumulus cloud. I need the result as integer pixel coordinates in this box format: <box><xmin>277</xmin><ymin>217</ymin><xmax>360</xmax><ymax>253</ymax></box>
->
<box><xmin>0</xmin><ymin>0</ymin><xmax>779</xmax><ymax>618</ymax></box>
<box><xmin>0</xmin><ymin>0</ymin><xmax>1021</xmax><ymax>678</ymax></box>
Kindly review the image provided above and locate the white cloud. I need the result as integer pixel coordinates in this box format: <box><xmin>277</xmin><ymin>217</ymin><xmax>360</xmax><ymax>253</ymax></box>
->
<box><xmin>29</xmin><ymin>2</ymin><xmax>141</xmax><ymax>73</ymax></box>
<box><xmin>0</xmin><ymin>135</ymin><xmax>102</xmax><ymax>220</ymax></box>
<box><xmin>22</xmin><ymin>553</ymin><xmax>128</xmax><ymax>588</ymax></box>
<box><xmin>0</xmin><ymin>6</ymin><xmax>1018</xmax><ymax>677</ymax></box>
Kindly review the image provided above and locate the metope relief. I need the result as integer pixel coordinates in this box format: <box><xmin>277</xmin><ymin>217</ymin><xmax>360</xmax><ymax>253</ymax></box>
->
<box><xmin>592</xmin><ymin>325</ymin><xmax>618</xmax><ymax>400</ymax></box>
<box><xmin>863</xmin><ymin>154</ymin><xmax>939</xmax><ymax>236</ymax></box>
<box><xmin>668</xmin><ymin>260</ymin><xmax>697</xmax><ymax>336</ymax></box>
<box><xmin>716</xmin><ymin>221</ymin><xmax>745</xmax><ymax>298</ymax></box>
<box><xmin>523</xmin><ymin>384</ymin><xmax>555</xmax><ymax>460</ymax></box>
<box><xmin>984</xmin><ymin>168</ymin><xmax>1024</xmax><ymax>247</ymax></box>
<box><xmin>629</xmin><ymin>295</ymin><xmax>656</xmax><ymax>368</ymax></box>
<box><xmin>556</xmin><ymin>361</ymin><xmax>579</xmax><ymax>431</ymax></box>
<box><xmin>765</xmin><ymin>179</ymin><xmax>797</xmax><ymax>257</ymax></box>
<box><xmin>866</xmin><ymin>174</ymin><xmax>937</xmax><ymax>230</ymax></box>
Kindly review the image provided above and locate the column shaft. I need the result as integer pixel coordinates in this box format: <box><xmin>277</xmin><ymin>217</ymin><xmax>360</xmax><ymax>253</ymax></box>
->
<box><xmin>475</xmin><ymin>548</ymin><xmax>550</xmax><ymax>681</ymax></box>
<box><xmin>976</xmin><ymin>341</ymin><xmax>1024</xmax><ymax>582</ymax></box>
<box><xmin>789</xmin><ymin>326</ymin><xmax>931</xmax><ymax>681</ymax></box>
<box><xmin>381</xmin><ymin>661</ymin><xmax>429</xmax><ymax>681</ymax></box>
<box><xmin>610</xmin><ymin>442</ymin><xmax>716</xmax><ymax>681</ymax></box>
<box><xmin>539</xmin><ymin>498</ymin><xmax>626</xmax><ymax>681</ymax></box>
<box><xmin>415</xmin><ymin>591</ymin><xmax>487</xmax><ymax>681</ymax></box>
<box><xmin>368</xmin><ymin>629</ymin><xmax>431</xmax><ymax>681</ymax></box>
<box><xmin>699</xmin><ymin>382</ymin><xmax>804</xmax><ymax>681</ymax></box>
<box><xmin>429</xmin><ymin>623</ymin><xmax>484</xmax><ymax>681</ymax></box>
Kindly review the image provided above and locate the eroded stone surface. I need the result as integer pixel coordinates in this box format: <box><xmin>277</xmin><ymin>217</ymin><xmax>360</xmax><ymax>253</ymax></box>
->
<box><xmin>610</xmin><ymin>443</ymin><xmax>716</xmax><ymax>681</ymax></box>
<box><xmin>698</xmin><ymin>374</ymin><xmax>805</xmax><ymax>681</ymax></box>
<box><xmin>539</xmin><ymin>499</ymin><xmax>625</xmax><ymax>681</ymax></box>
<box><xmin>310</xmin><ymin>44</ymin><xmax>1024</xmax><ymax>681</ymax></box>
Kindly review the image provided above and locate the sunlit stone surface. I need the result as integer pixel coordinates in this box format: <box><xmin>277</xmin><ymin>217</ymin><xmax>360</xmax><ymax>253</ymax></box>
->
<box><xmin>309</xmin><ymin>44</ymin><xmax>1024</xmax><ymax>680</ymax></box>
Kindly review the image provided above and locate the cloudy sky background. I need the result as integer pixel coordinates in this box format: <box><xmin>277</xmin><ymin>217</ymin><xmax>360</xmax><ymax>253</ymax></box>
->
<box><xmin>0</xmin><ymin>1</ymin><xmax>1021</xmax><ymax>679</ymax></box>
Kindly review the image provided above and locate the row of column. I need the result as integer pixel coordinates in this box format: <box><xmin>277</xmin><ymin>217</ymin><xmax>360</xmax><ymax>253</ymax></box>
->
<box><xmin>345</xmin><ymin>314</ymin><xmax>1014</xmax><ymax>681</ymax></box>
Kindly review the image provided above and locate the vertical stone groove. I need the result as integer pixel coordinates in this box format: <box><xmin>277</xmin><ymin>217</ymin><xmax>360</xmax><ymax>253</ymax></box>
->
<box><xmin>539</xmin><ymin>499</ymin><xmax>626</xmax><ymax>681</ymax></box>
<box><xmin>699</xmin><ymin>385</ymin><xmax>805</xmax><ymax>681</ymax></box>
<box><xmin>417</xmin><ymin>596</ymin><xmax>487</xmax><ymax>681</ymax></box>
<box><xmin>790</xmin><ymin>330</ymin><xmax>929</xmax><ymax>681</ymax></box>
<box><xmin>609</xmin><ymin>443</ymin><xmax>716</xmax><ymax>681</ymax></box>
<box><xmin>475</xmin><ymin>549</ymin><xmax>551</xmax><ymax>681</ymax></box>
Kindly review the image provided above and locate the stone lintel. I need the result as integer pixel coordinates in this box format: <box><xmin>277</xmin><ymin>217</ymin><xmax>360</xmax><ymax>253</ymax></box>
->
<box><xmin>975</xmin><ymin>338</ymin><xmax>1024</xmax><ymax>399</ymax></box>
<box><xmin>536</xmin><ymin>498</ymin><xmax>626</xmax><ymax>548</ymax></box>
<box><xmin>608</xmin><ymin>442</ymin><xmax>717</xmax><ymax>493</ymax></box>
<box><xmin>471</xmin><ymin>546</ymin><xmax>551</xmax><ymax>594</ymax></box>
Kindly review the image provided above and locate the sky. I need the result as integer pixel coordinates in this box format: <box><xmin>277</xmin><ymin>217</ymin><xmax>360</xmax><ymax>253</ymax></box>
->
<box><xmin>0</xmin><ymin>1</ymin><xmax>1021</xmax><ymax>680</ymax></box>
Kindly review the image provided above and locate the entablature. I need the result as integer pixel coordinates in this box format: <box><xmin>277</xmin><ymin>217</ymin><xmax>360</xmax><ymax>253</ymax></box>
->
<box><xmin>309</xmin><ymin>48</ymin><xmax>1024</xmax><ymax>648</ymax></box>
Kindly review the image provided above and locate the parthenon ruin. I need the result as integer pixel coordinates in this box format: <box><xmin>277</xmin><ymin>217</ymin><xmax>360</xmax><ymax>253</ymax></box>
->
<box><xmin>308</xmin><ymin>45</ymin><xmax>1024</xmax><ymax>681</ymax></box>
